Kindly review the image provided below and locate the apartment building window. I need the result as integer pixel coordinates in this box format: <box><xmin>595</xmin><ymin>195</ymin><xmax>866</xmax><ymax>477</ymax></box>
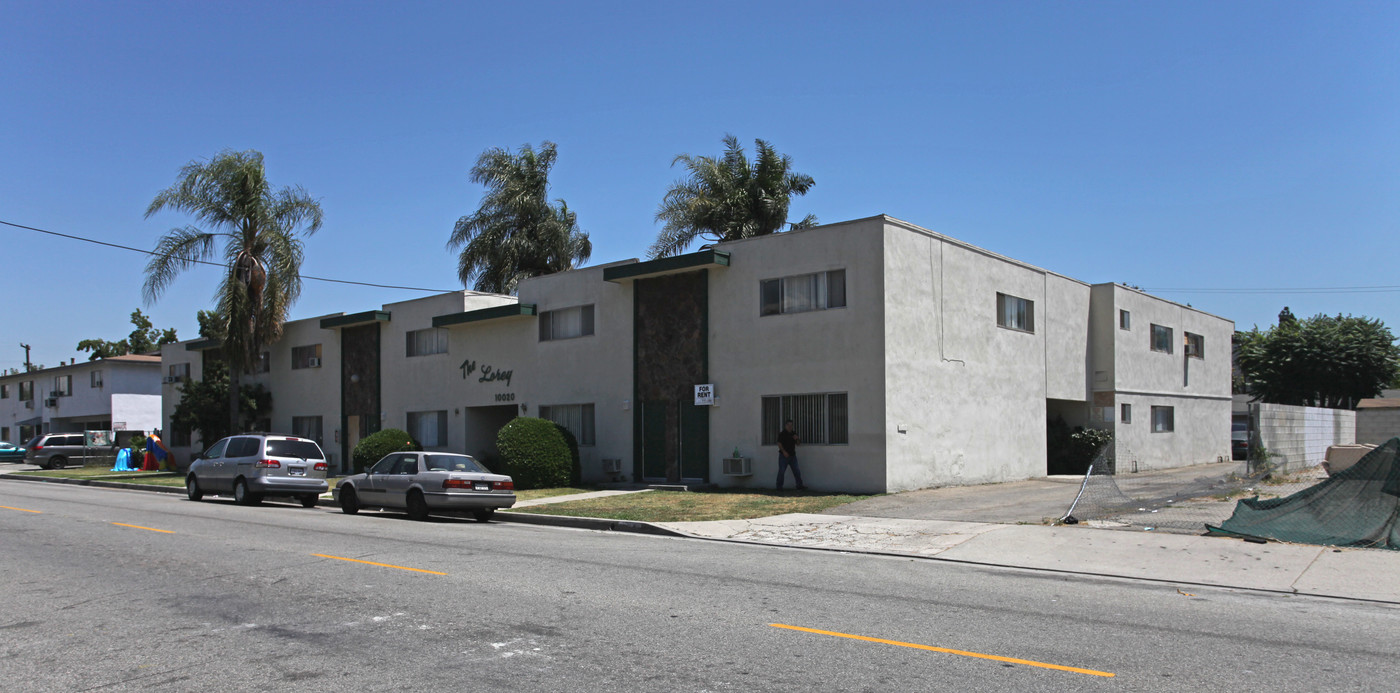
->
<box><xmin>1185</xmin><ymin>332</ymin><xmax>1204</xmax><ymax>359</ymax></box>
<box><xmin>170</xmin><ymin>363</ymin><xmax>191</xmax><ymax>381</ymax></box>
<box><xmin>292</xmin><ymin>344</ymin><xmax>322</xmax><ymax>369</ymax></box>
<box><xmin>54</xmin><ymin>375</ymin><xmax>72</xmax><ymax>397</ymax></box>
<box><xmin>539</xmin><ymin>305</ymin><xmax>595</xmax><ymax>341</ymax></box>
<box><xmin>1</xmin><ymin>426</ymin><xmax>9</xmax><ymax>442</ymax></box>
<box><xmin>1151</xmin><ymin>406</ymin><xmax>1174</xmax><ymax>433</ymax></box>
<box><xmin>761</xmin><ymin>269</ymin><xmax>846</xmax><ymax>316</ymax></box>
<box><xmin>1</xmin><ymin>383</ymin><xmax>8</xmax><ymax>399</ymax></box>
<box><xmin>761</xmin><ymin>393</ymin><xmax>849</xmax><ymax>445</ymax></box>
<box><xmin>19</xmin><ymin>381</ymin><xmax>33</xmax><ymax>401</ymax></box>
<box><xmin>1119</xmin><ymin>310</ymin><xmax>1131</xmax><ymax>330</ymax></box>
<box><xmin>407</xmin><ymin>410</ymin><xmax>448</xmax><ymax>448</ymax></box>
<box><xmin>90</xmin><ymin>370</ymin><xmax>104</xmax><ymax>388</ymax></box>
<box><xmin>1151</xmin><ymin>324</ymin><xmax>1173</xmax><ymax>353</ymax></box>
<box><xmin>406</xmin><ymin>327</ymin><xmax>449</xmax><ymax>356</ymax></box>
<box><xmin>1121</xmin><ymin>403</ymin><xmax>1132</xmax><ymax>424</ymax></box>
<box><xmin>995</xmin><ymin>293</ymin><xmax>1035</xmax><ymax>333</ymax></box>
<box><xmin>292</xmin><ymin>416</ymin><xmax>323</xmax><ymax>446</ymax></box>
<box><xmin>255</xmin><ymin>352</ymin><xmax>270</xmax><ymax>373</ymax></box>
<box><xmin>539</xmin><ymin>404</ymin><xmax>596</xmax><ymax>446</ymax></box>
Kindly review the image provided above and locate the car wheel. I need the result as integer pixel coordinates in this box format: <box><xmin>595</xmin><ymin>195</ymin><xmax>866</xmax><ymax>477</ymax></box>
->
<box><xmin>473</xmin><ymin>508</ymin><xmax>494</xmax><ymax>523</ymax></box>
<box><xmin>339</xmin><ymin>487</ymin><xmax>360</xmax><ymax>514</ymax></box>
<box><xmin>233</xmin><ymin>478</ymin><xmax>262</xmax><ymax>506</ymax></box>
<box><xmin>406</xmin><ymin>490</ymin><xmax>429</xmax><ymax>521</ymax></box>
<box><xmin>300</xmin><ymin>494</ymin><xmax>318</xmax><ymax>509</ymax></box>
<box><xmin>186</xmin><ymin>475</ymin><xmax>204</xmax><ymax>501</ymax></box>
<box><xmin>48</xmin><ymin>456</ymin><xmax>66</xmax><ymax>470</ymax></box>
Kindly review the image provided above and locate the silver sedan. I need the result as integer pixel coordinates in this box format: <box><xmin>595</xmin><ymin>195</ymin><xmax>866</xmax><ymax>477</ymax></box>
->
<box><xmin>334</xmin><ymin>452</ymin><xmax>516</xmax><ymax>522</ymax></box>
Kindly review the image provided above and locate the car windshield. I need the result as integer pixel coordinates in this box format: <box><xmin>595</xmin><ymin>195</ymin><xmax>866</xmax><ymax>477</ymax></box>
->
<box><xmin>265</xmin><ymin>439</ymin><xmax>324</xmax><ymax>460</ymax></box>
<box><xmin>424</xmin><ymin>454</ymin><xmax>485</xmax><ymax>473</ymax></box>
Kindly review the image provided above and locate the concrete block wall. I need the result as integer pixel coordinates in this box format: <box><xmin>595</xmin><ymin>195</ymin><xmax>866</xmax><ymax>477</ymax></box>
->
<box><xmin>1356</xmin><ymin>408</ymin><xmax>1400</xmax><ymax>445</ymax></box>
<box><xmin>1255</xmin><ymin>403</ymin><xmax>1356</xmax><ymax>472</ymax></box>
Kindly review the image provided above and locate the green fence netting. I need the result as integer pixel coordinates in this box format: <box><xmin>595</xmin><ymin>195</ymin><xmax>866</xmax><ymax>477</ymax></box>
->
<box><xmin>1207</xmin><ymin>437</ymin><xmax>1400</xmax><ymax>550</ymax></box>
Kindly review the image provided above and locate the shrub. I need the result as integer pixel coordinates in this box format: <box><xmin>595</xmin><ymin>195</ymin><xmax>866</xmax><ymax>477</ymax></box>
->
<box><xmin>496</xmin><ymin>417</ymin><xmax>572</xmax><ymax>489</ymax></box>
<box><xmin>352</xmin><ymin>428</ymin><xmax>422</xmax><ymax>474</ymax></box>
<box><xmin>553</xmin><ymin>422</ymin><xmax>583</xmax><ymax>486</ymax></box>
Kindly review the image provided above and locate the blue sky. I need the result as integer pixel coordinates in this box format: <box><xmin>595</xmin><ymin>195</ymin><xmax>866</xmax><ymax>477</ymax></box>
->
<box><xmin>3</xmin><ymin>1</ymin><xmax>1397</xmax><ymax>371</ymax></box>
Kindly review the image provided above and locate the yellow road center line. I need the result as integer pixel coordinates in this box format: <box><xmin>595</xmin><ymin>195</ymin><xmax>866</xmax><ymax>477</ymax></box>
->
<box><xmin>0</xmin><ymin>505</ymin><xmax>42</xmax><ymax>513</ymax></box>
<box><xmin>311</xmin><ymin>553</ymin><xmax>447</xmax><ymax>576</ymax></box>
<box><xmin>769</xmin><ymin>623</ymin><xmax>1115</xmax><ymax>678</ymax></box>
<box><xmin>111</xmin><ymin>522</ymin><xmax>174</xmax><ymax>534</ymax></box>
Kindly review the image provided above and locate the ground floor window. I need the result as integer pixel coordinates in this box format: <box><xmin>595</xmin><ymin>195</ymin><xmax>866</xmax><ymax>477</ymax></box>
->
<box><xmin>1</xmin><ymin>426</ymin><xmax>9</xmax><ymax>443</ymax></box>
<box><xmin>539</xmin><ymin>403</ymin><xmax>596</xmax><ymax>446</ymax></box>
<box><xmin>408</xmin><ymin>410</ymin><xmax>448</xmax><ymax>448</ymax></box>
<box><xmin>292</xmin><ymin>416</ymin><xmax>323</xmax><ymax>446</ymax></box>
<box><xmin>1151</xmin><ymin>406</ymin><xmax>1174</xmax><ymax>433</ymax></box>
<box><xmin>761</xmin><ymin>393</ymin><xmax>849</xmax><ymax>445</ymax></box>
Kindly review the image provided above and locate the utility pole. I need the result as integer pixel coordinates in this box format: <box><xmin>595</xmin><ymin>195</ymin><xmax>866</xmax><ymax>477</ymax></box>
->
<box><xmin>19</xmin><ymin>343</ymin><xmax>31</xmax><ymax>372</ymax></box>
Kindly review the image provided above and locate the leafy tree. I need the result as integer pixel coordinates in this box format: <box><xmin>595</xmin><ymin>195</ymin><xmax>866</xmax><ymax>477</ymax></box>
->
<box><xmin>77</xmin><ymin>309</ymin><xmax>179</xmax><ymax>360</ymax></box>
<box><xmin>448</xmin><ymin>141</ymin><xmax>592</xmax><ymax>294</ymax></box>
<box><xmin>169</xmin><ymin>360</ymin><xmax>271</xmax><ymax>448</ymax></box>
<box><xmin>143</xmin><ymin>149</ymin><xmax>322</xmax><ymax>433</ymax></box>
<box><xmin>196</xmin><ymin>309</ymin><xmax>227</xmax><ymax>342</ymax></box>
<box><xmin>649</xmin><ymin>135</ymin><xmax>816</xmax><ymax>259</ymax></box>
<box><xmin>1235</xmin><ymin>312</ymin><xmax>1400</xmax><ymax>409</ymax></box>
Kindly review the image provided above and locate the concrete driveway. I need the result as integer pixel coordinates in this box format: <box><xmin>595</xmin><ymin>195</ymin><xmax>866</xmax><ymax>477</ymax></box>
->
<box><xmin>826</xmin><ymin>460</ymin><xmax>1246</xmax><ymax>524</ymax></box>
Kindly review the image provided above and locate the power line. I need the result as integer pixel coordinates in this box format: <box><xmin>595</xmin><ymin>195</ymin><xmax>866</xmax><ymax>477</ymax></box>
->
<box><xmin>0</xmin><ymin>219</ymin><xmax>457</xmax><ymax>293</ymax></box>
<box><xmin>1143</xmin><ymin>285</ymin><xmax>1400</xmax><ymax>295</ymax></box>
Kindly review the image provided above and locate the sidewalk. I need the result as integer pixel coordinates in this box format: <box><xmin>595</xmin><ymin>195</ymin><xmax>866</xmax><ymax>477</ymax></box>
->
<box><xmin>656</xmin><ymin>513</ymin><xmax>1400</xmax><ymax>604</ymax></box>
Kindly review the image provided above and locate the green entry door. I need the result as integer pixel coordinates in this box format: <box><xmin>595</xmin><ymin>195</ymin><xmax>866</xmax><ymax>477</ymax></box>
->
<box><xmin>642</xmin><ymin>400</ymin><xmax>669</xmax><ymax>479</ymax></box>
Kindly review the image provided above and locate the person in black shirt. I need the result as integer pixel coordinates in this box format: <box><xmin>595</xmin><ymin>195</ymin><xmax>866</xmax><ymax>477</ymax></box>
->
<box><xmin>776</xmin><ymin>419</ymin><xmax>805</xmax><ymax>491</ymax></box>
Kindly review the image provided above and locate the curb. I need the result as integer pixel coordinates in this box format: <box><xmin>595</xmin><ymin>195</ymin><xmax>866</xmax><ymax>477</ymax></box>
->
<box><xmin>0</xmin><ymin>473</ymin><xmax>185</xmax><ymax>495</ymax></box>
<box><xmin>495</xmin><ymin>510</ymin><xmax>687</xmax><ymax>537</ymax></box>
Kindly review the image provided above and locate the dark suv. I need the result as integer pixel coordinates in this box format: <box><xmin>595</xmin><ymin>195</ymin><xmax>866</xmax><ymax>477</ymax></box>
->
<box><xmin>185</xmin><ymin>433</ymin><xmax>328</xmax><ymax>507</ymax></box>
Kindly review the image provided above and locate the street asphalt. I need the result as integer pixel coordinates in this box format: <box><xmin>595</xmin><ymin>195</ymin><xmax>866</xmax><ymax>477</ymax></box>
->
<box><xmin>2</xmin><ymin>480</ymin><xmax>1399</xmax><ymax>691</ymax></box>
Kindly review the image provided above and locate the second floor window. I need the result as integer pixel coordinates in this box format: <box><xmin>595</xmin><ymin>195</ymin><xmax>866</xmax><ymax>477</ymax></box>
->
<box><xmin>406</xmin><ymin>328</ymin><xmax>449</xmax><ymax>356</ymax></box>
<box><xmin>292</xmin><ymin>344</ymin><xmax>322</xmax><ymax>369</ymax></box>
<box><xmin>170</xmin><ymin>363</ymin><xmax>191</xmax><ymax>381</ymax></box>
<box><xmin>1</xmin><ymin>383</ymin><xmax>9</xmax><ymax>399</ymax></box>
<box><xmin>90</xmin><ymin>370</ymin><xmax>104</xmax><ymax>387</ymax></box>
<box><xmin>1151</xmin><ymin>324</ymin><xmax>1173</xmax><ymax>353</ymax></box>
<box><xmin>255</xmin><ymin>352</ymin><xmax>270</xmax><ymax>373</ymax></box>
<box><xmin>19</xmin><ymin>381</ymin><xmax>34</xmax><ymax>401</ymax></box>
<box><xmin>761</xmin><ymin>269</ymin><xmax>846</xmax><ymax>316</ymax></box>
<box><xmin>539</xmin><ymin>305</ymin><xmax>595</xmax><ymax>341</ymax></box>
<box><xmin>996</xmin><ymin>293</ymin><xmax>1035</xmax><ymax>333</ymax></box>
<box><xmin>1119</xmin><ymin>310</ymin><xmax>1131</xmax><ymax>330</ymax></box>
<box><xmin>53</xmin><ymin>374</ymin><xmax>72</xmax><ymax>397</ymax></box>
<box><xmin>1185</xmin><ymin>332</ymin><xmax>1204</xmax><ymax>359</ymax></box>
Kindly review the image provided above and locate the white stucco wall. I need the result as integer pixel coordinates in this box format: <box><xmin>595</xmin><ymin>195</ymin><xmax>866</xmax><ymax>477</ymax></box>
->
<box><xmin>1099</xmin><ymin>284</ymin><xmax>1234</xmax><ymax>470</ymax></box>
<box><xmin>709</xmin><ymin>220</ymin><xmax>888</xmax><ymax>493</ymax></box>
<box><xmin>244</xmin><ymin>312</ymin><xmax>344</xmax><ymax>467</ymax></box>
<box><xmin>882</xmin><ymin>220</ymin><xmax>1066</xmax><ymax>490</ymax></box>
<box><xmin>111</xmin><ymin>393</ymin><xmax>162</xmax><ymax>433</ymax></box>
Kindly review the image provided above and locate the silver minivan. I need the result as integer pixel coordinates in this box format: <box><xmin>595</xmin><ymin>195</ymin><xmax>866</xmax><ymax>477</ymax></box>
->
<box><xmin>185</xmin><ymin>433</ymin><xmax>328</xmax><ymax>507</ymax></box>
<box><xmin>24</xmin><ymin>433</ymin><xmax>98</xmax><ymax>469</ymax></box>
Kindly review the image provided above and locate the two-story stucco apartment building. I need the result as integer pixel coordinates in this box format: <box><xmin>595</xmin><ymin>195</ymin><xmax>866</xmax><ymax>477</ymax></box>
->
<box><xmin>160</xmin><ymin>215</ymin><xmax>1234</xmax><ymax>493</ymax></box>
<box><xmin>0</xmin><ymin>354</ymin><xmax>163</xmax><ymax>446</ymax></box>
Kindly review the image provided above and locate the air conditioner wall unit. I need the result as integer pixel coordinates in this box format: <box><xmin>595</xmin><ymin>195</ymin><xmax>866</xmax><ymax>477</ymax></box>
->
<box><xmin>44</xmin><ymin>398</ymin><xmax>58</xmax><ymax>408</ymax></box>
<box><xmin>308</xmin><ymin>357</ymin><xmax>321</xmax><ymax>368</ymax></box>
<box><xmin>24</xmin><ymin>400</ymin><xmax>34</xmax><ymax>409</ymax></box>
<box><xmin>722</xmin><ymin>457</ymin><xmax>753</xmax><ymax>476</ymax></box>
<box><xmin>163</xmin><ymin>376</ymin><xmax>176</xmax><ymax>384</ymax></box>
<box><xmin>601</xmin><ymin>458</ymin><xmax>623</xmax><ymax>474</ymax></box>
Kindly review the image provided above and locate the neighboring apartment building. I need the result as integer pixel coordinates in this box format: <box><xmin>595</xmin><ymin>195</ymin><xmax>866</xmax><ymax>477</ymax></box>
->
<box><xmin>0</xmin><ymin>354</ymin><xmax>163</xmax><ymax>445</ymax></box>
<box><xmin>161</xmin><ymin>215</ymin><xmax>1234</xmax><ymax>493</ymax></box>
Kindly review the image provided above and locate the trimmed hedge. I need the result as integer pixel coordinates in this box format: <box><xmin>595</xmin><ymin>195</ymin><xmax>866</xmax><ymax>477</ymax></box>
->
<box><xmin>352</xmin><ymin>428</ymin><xmax>422</xmax><ymax>474</ymax></box>
<box><xmin>496</xmin><ymin>417</ymin><xmax>572</xmax><ymax>490</ymax></box>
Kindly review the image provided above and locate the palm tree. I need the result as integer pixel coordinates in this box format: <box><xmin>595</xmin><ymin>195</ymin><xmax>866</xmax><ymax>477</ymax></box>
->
<box><xmin>448</xmin><ymin>141</ymin><xmax>592</xmax><ymax>294</ymax></box>
<box><xmin>649</xmin><ymin>135</ymin><xmax>817</xmax><ymax>259</ymax></box>
<box><xmin>143</xmin><ymin>149</ymin><xmax>323</xmax><ymax>433</ymax></box>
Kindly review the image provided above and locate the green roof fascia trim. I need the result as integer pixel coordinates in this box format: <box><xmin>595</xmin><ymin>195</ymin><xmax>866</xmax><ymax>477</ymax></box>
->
<box><xmin>603</xmin><ymin>249</ymin><xmax>730</xmax><ymax>282</ymax></box>
<box><xmin>433</xmin><ymin>303</ymin><xmax>537</xmax><ymax>328</ymax></box>
<box><xmin>320</xmin><ymin>310</ymin><xmax>391</xmax><ymax>329</ymax></box>
<box><xmin>185</xmin><ymin>338</ymin><xmax>222</xmax><ymax>351</ymax></box>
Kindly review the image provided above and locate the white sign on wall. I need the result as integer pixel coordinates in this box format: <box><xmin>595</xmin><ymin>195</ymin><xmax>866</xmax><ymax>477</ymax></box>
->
<box><xmin>694</xmin><ymin>384</ymin><xmax>715</xmax><ymax>406</ymax></box>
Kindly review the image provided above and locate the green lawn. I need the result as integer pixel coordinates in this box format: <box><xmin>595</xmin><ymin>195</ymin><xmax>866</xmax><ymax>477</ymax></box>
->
<box><xmin>12</xmin><ymin>468</ymin><xmax>186</xmax><ymax>487</ymax></box>
<box><xmin>507</xmin><ymin>488</ymin><xmax>874</xmax><ymax>522</ymax></box>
